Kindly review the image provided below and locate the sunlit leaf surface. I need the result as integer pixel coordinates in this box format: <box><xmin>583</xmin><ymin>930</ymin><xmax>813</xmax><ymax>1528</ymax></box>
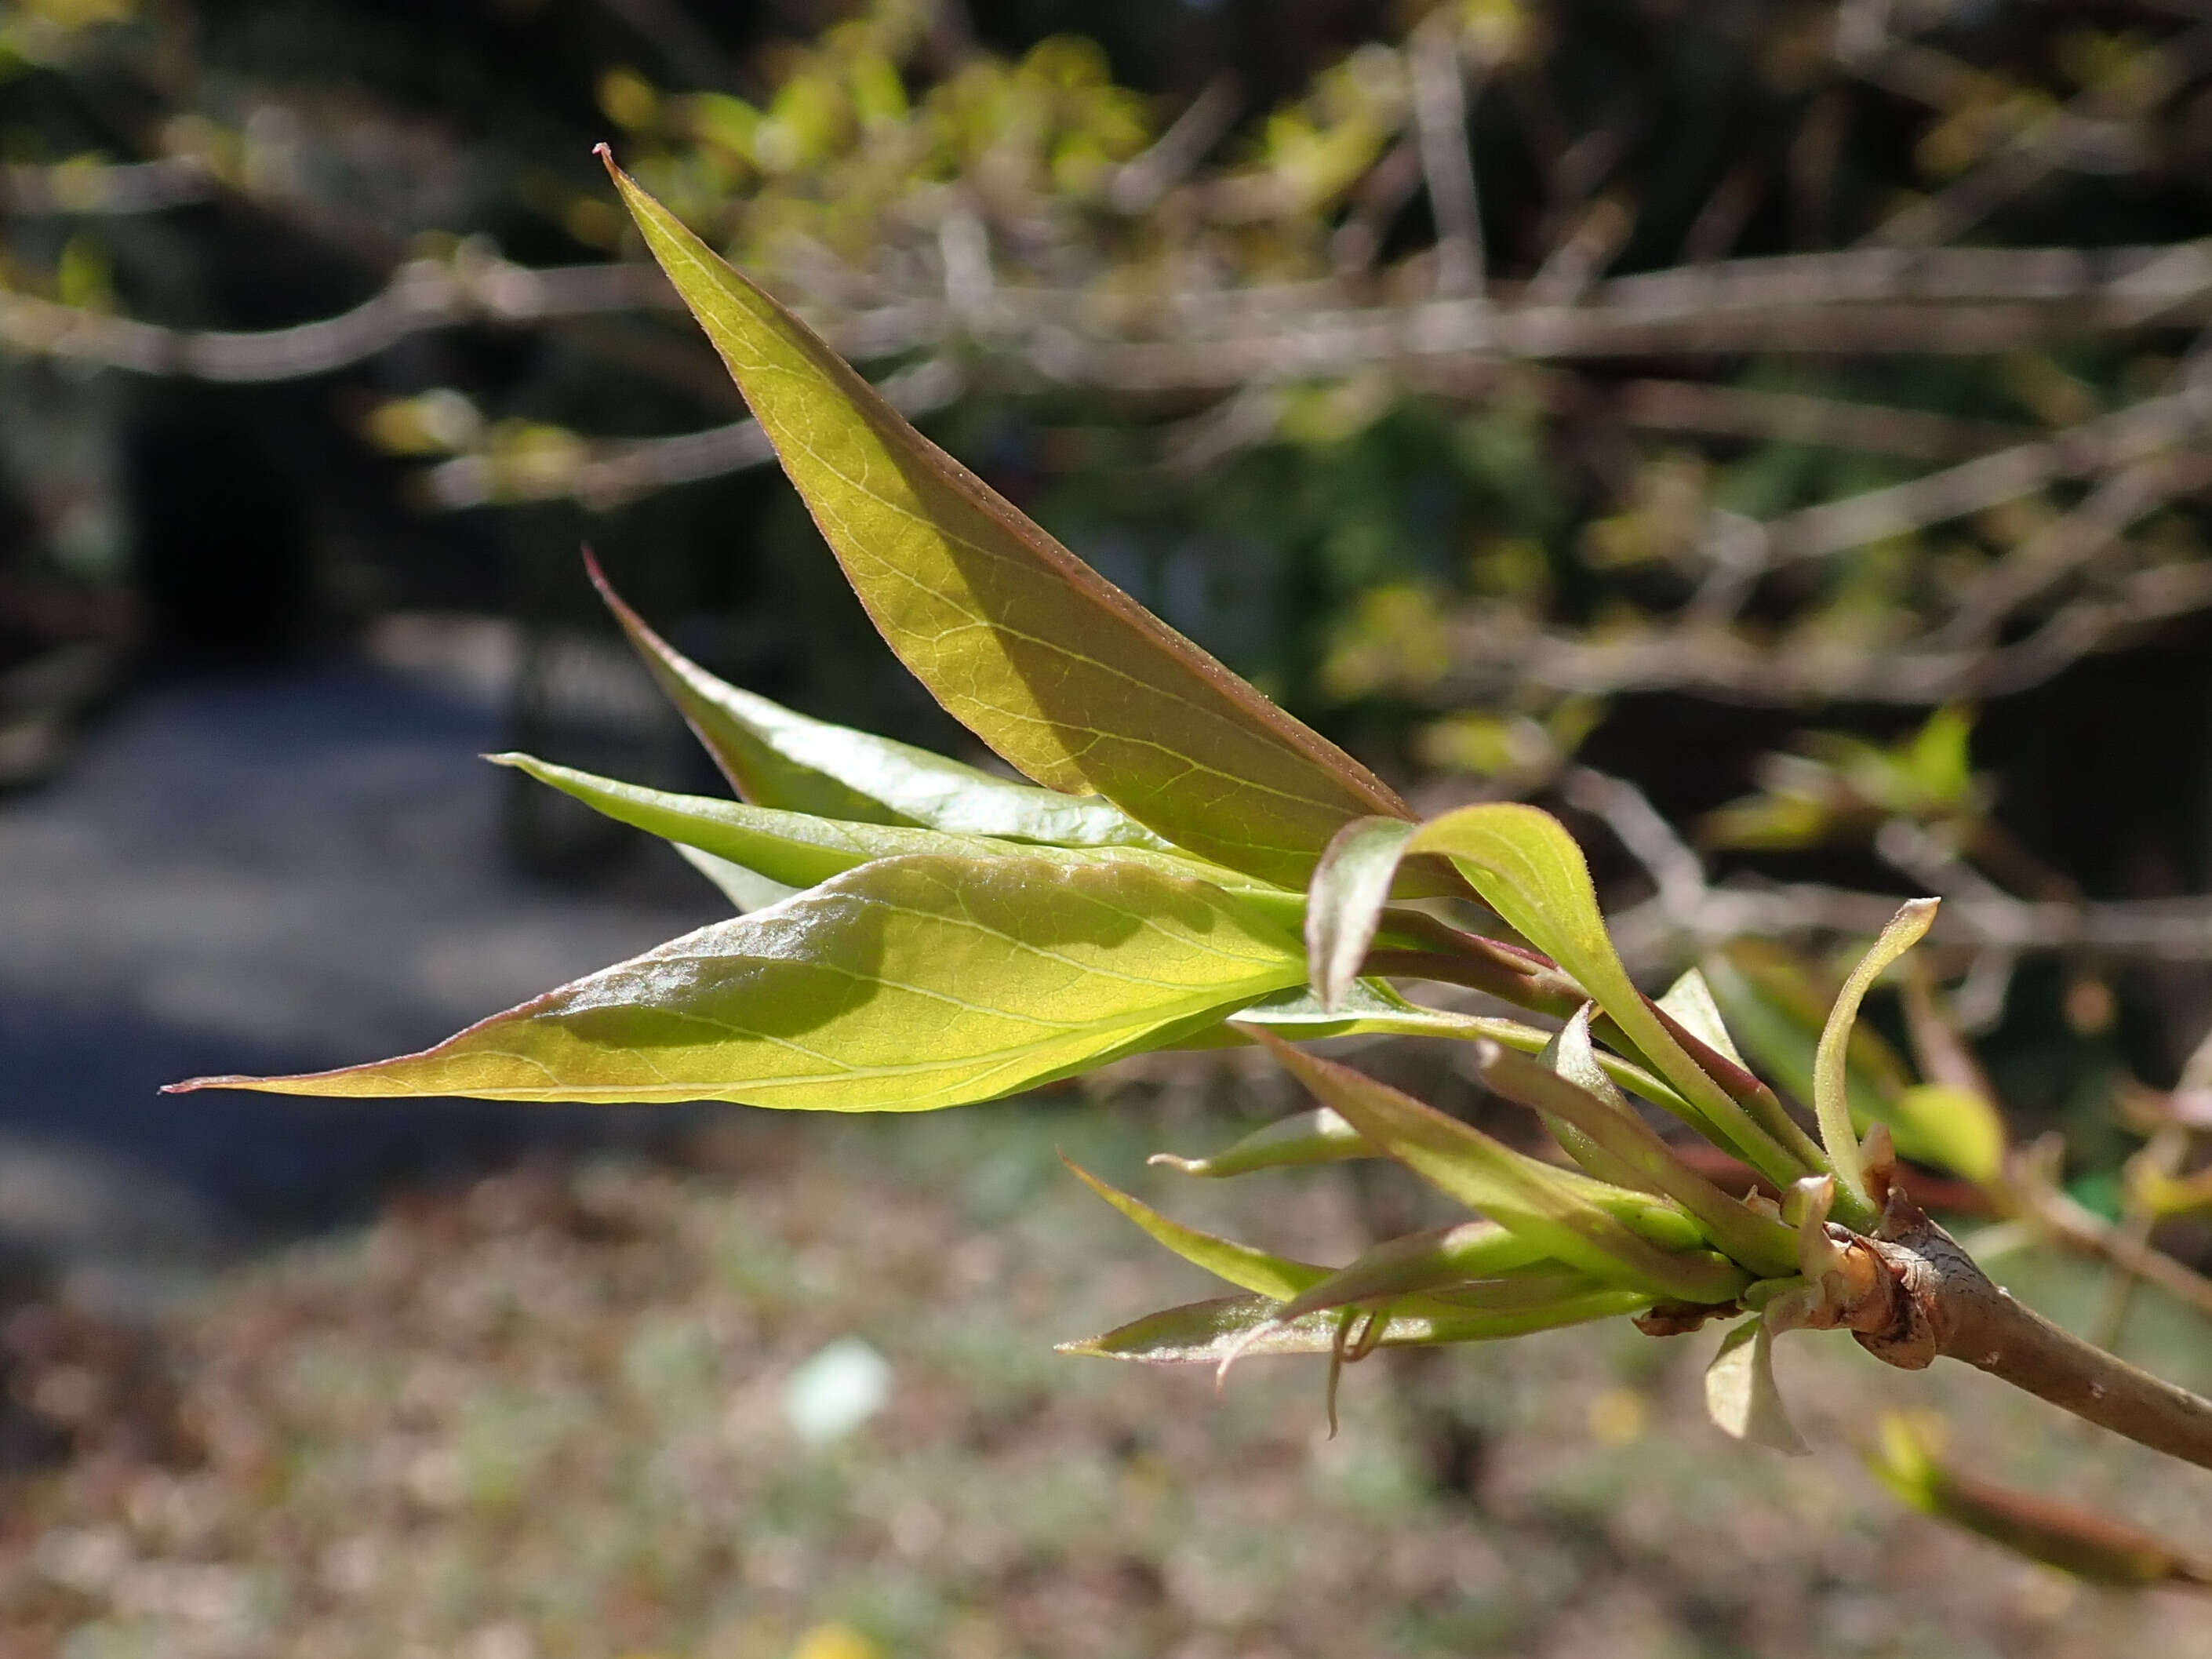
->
<box><xmin>494</xmin><ymin>752</ymin><xmax>1302</xmax><ymax>923</ymax></box>
<box><xmin>1058</xmin><ymin>1290</ymin><xmax>1651</xmax><ymax>1365</ymax></box>
<box><xmin>607</xmin><ymin>157</ymin><xmax>1417</xmax><ymax>888</ymax></box>
<box><xmin>1255</xmin><ymin>1032</ymin><xmax>1747</xmax><ymax>1304</ymax></box>
<box><xmin>590</xmin><ymin>554</ymin><xmax>1175</xmax><ymax>850</ymax></box>
<box><xmin>176</xmin><ymin>855</ymin><xmax>1305</xmax><ymax>1108</ymax></box>
<box><xmin>1705</xmin><ymin>1315</ymin><xmax>1810</xmax><ymax>1455</ymax></box>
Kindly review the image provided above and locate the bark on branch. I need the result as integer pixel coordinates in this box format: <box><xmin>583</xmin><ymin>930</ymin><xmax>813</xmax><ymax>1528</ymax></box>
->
<box><xmin>1861</xmin><ymin>1190</ymin><xmax>2212</xmax><ymax>1471</ymax></box>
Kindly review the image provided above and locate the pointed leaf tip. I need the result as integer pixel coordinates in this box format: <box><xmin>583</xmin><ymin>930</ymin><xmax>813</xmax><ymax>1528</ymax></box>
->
<box><xmin>1815</xmin><ymin>898</ymin><xmax>1941</xmax><ymax>1217</ymax></box>
<box><xmin>186</xmin><ymin>854</ymin><xmax>1304</xmax><ymax>1111</ymax></box>
<box><xmin>1404</xmin><ymin>803</ymin><xmax>1805</xmax><ymax>1188</ymax></box>
<box><xmin>1061</xmin><ymin>1155</ymin><xmax>1326</xmax><ymax>1303</ymax></box>
<box><xmin>586</xmin><ymin>554</ymin><xmax>1181</xmax><ymax>853</ymax></box>
<box><xmin>603</xmin><ymin>158</ymin><xmax>1417</xmax><ymax>888</ymax></box>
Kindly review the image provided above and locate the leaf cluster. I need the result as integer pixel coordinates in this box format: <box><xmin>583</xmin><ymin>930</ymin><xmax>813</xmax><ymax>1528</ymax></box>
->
<box><xmin>176</xmin><ymin>162</ymin><xmax>2056</xmax><ymax>1470</ymax></box>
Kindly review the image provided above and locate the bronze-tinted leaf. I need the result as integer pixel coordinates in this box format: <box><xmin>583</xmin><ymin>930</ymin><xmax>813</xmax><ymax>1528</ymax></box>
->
<box><xmin>605</xmin><ymin>155</ymin><xmax>1417</xmax><ymax>887</ymax></box>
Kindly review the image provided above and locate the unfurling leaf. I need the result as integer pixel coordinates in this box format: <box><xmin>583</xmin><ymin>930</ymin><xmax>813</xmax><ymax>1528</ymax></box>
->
<box><xmin>1149</xmin><ymin>1107</ymin><xmax>1374</xmax><ymax>1177</ymax></box>
<box><xmin>1704</xmin><ymin>1315</ymin><xmax>1810</xmax><ymax>1455</ymax></box>
<box><xmin>1479</xmin><ymin>1035</ymin><xmax>1801</xmax><ymax>1278</ymax></box>
<box><xmin>588</xmin><ymin>554</ymin><xmax>1173</xmax><ymax>850</ymax></box>
<box><xmin>171</xmin><ymin>855</ymin><xmax>1304</xmax><ymax>1109</ymax></box>
<box><xmin>1253</xmin><ymin>1031</ymin><xmax>1747</xmax><ymax>1304</ymax></box>
<box><xmin>1406</xmin><ymin>804</ymin><xmax>1807</xmax><ymax>1188</ymax></box>
<box><xmin>606</xmin><ymin>156</ymin><xmax>1421</xmax><ymax>889</ymax></box>
<box><xmin>1305</xmin><ymin>817</ymin><xmax>1416</xmax><ymax>1009</ymax></box>
<box><xmin>1269</xmin><ymin>1222</ymin><xmax>1555</xmax><ymax>1319</ymax></box>
<box><xmin>1058</xmin><ymin>1289</ymin><xmax>1654</xmax><ymax>1366</ymax></box>
<box><xmin>1816</xmin><ymin>898</ymin><xmax>1940</xmax><ymax>1215</ymax></box>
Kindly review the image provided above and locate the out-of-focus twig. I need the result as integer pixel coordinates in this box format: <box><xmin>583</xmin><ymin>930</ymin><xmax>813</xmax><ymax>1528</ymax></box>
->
<box><xmin>1865</xmin><ymin>26</ymin><xmax>2212</xmax><ymax>250</ymax></box>
<box><xmin>1111</xmin><ymin>73</ymin><xmax>1242</xmax><ymax>213</ymax></box>
<box><xmin>1410</xmin><ymin>20</ymin><xmax>1486</xmax><ymax>299</ymax></box>
<box><xmin>0</xmin><ymin>158</ymin><xmax>214</xmax><ymax>214</ymax></box>
<box><xmin>422</xmin><ymin>357</ymin><xmax>963</xmax><ymax>509</ymax></box>
<box><xmin>1568</xmin><ymin>766</ymin><xmax>2212</xmax><ymax>968</ymax></box>
<box><xmin>1445</xmin><ymin>558</ymin><xmax>2212</xmax><ymax>707</ymax></box>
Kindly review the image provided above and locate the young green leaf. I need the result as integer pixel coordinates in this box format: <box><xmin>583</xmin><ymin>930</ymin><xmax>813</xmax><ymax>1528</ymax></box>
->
<box><xmin>1815</xmin><ymin>898</ymin><xmax>1940</xmax><ymax>1215</ymax></box>
<box><xmin>1398</xmin><ymin>804</ymin><xmax>1806</xmax><ymax>1189</ymax></box>
<box><xmin>1305</xmin><ymin>817</ymin><xmax>1417</xmax><ymax>1009</ymax></box>
<box><xmin>674</xmin><ymin>842</ymin><xmax>800</xmax><ymax>911</ymax></box>
<box><xmin>492</xmin><ymin>751</ymin><xmax>1302</xmax><ymax>923</ymax></box>
<box><xmin>1656</xmin><ymin>967</ymin><xmax>1748</xmax><ymax>1071</ymax></box>
<box><xmin>1218</xmin><ymin>982</ymin><xmax>1700</xmax><ymax>1118</ymax></box>
<box><xmin>1149</xmin><ymin>1106</ymin><xmax>1375</xmax><ymax>1177</ymax></box>
<box><xmin>1269</xmin><ymin>1222</ymin><xmax>1559</xmax><ymax>1320</ymax></box>
<box><xmin>605</xmin><ymin>155</ymin><xmax>1421</xmax><ymax>889</ymax></box>
<box><xmin>170</xmin><ymin>854</ymin><xmax>1305</xmax><ymax>1110</ymax></box>
<box><xmin>1058</xmin><ymin>1289</ymin><xmax>1654</xmax><ymax>1366</ymax></box>
<box><xmin>1253</xmin><ymin>1031</ymin><xmax>1749</xmax><ymax>1304</ymax></box>
<box><xmin>588</xmin><ymin>554</ymin><xmax>1174</xmax><ymax>850</ymax></box>
<box><xmin>1704</xmin><ymin>1315</ymin><xmax>1810</xmax><ymax>1455</ymax></box>
<box><xmin>1483</xmin><ymin>1034</ymin><xmax>1803</xmax><ymax>1278</ymax></box>
<box><xmin>1061</xmin><ymin>1159</ymin><xmax>1328</xmax><ymax>1301</ymax></box>
<box><xmin>1533</xmin><ymin>1007</ymin><xmax>1661</xmax><ymax>1195</ymax></box>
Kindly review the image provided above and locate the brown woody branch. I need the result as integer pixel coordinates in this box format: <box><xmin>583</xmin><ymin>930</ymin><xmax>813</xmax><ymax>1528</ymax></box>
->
<box><xmin>1859</xmin><ymin>1190</ymin><xmax>2212</xmax><ymax>1471</ymax></box>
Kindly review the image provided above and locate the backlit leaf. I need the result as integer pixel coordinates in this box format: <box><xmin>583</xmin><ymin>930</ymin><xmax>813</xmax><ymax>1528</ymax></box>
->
<box><xmin>1406</xmin><ymin>804</ymin><xmax>1807</xmax><ymax>1189</ymax></box>
<box><xmin>1305</xmin><ymin>816</ymin><xmax>1416</xmax><ymax>1009</ymax></box>
<box><xmin>493</xmin><ymin>751</ymin><xmax>1302</xmax><ymax>922</ymax></box>
<box><xmin>588</xmin><ymin>554</ymin><xmax>1174</xmax><ymax>850</ymax></box>
<box><xmin>1816</xmin><ymin>899</ymin><xmax>1940</xmax><ymax>1214</ymax></box>
<box><xmin>1254</xmin><ymin>1032</ymin><xmax>1748</xmax><ymax>1304</ymax></box>
<box><xmin>1704</xmin><ymin>1315</ymin><xmax>1809</xmax><ymax>1455</ymax></box>
<box><xmin>1058</xmin><ymin>1289</ymin><xmax>1653</xmax><ymax>1365</ymax></box>
<box><xmin>1062</xmin><ymin>1159</ymin><xmax>1327</xmax><ymax>1301</ymax></box>
<box><xmin>606</xmin><ymin>157</ymin><xmax>1420</xmax><ymax>888</ymax></box>
<box><xmin>172</xmin><ymin>854</ymin><xmax>1305</xmax><ymax>1109</ymax></box>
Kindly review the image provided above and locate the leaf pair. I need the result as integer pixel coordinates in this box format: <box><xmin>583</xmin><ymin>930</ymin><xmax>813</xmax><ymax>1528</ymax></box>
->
<box><xmin>1304</xmin><ymin>806</ymin><xmax>1815</xmax><ymax>1190</ymax></box>
<box><xmin>1058</xmin><ymin>1160</ymin><xmax>1651</xmax><ymax>1369</ymax></box>
<box><xmin>182</xmin><ymin>158</ymin><xmax>1459</xmax><ymax>1113</ymax></box>
<box><xmin>604</xmin><ymin>152</ymin><xmax>1422</xmax><ymax>893</ymax></box>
